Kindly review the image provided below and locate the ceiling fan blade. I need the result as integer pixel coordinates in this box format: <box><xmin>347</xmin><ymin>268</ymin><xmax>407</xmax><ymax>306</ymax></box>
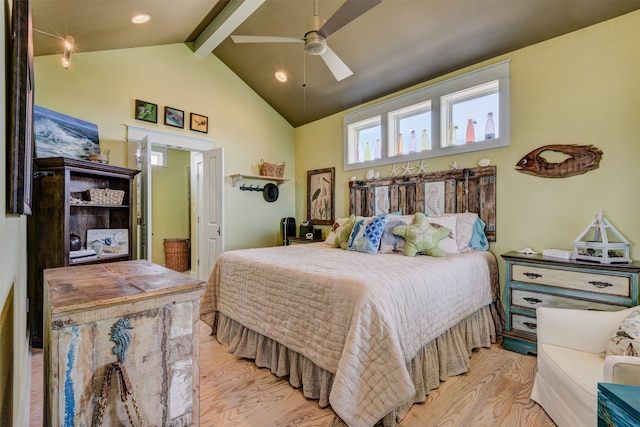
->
<box><xmin>320</xmin><ymin>46</ymin><xmax>353</xmax><ymax>81</ymax></box>
<box><xmin>231</xmin><ymin>35</ymin><xmax>303</xmax><ymax>44</ymax></box>
<box><xmin>318</xmin><ymin>0</ymin><xmax>382</xmax><ymax>39</ymax></box>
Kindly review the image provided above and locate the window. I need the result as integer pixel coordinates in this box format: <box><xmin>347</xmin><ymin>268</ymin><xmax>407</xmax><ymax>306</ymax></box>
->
<box><xmin>344</xmin><ymin>60</ymin><xmax>510</xmax><ymax>171</ymax></box>
<box><xmin>346</xmin><ymin>116</ymin><xmax>381</xmax><ymax>165</ymax></box>
<box><xmin>441</xmin><ymin>81</ymin><xmax>499</xmax><ymax>147</ymax></box>
<box><xmin>151</xmin><ymin>146</ymin><xmax>168</xmax><ymax>167</ymax></box>
<box><xmin>388</xmin><ymin>101</ymin><xmax>432</xmax><ymax>157</ymax></box>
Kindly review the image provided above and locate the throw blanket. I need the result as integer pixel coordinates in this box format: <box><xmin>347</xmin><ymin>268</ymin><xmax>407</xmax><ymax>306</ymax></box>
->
<box><xmin>200</xmin><ymin>243</ymin><xmax>498</xmax><ymax>427</ymax></box>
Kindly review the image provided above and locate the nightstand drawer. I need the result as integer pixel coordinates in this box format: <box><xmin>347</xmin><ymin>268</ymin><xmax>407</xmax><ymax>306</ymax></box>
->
<box><xmin>512</xmin><ymin>264</ymin><xmax>631</xmax><ymax>297</ymax></box>
<box><xmin>511</xmin><ymin>289</ymin><xmax>625</xmax><ymax>311</ymax></box>
<box><xmin>511</xmin><ymin>313</ymin><xmax>538</xmax><ymax>335</ymax></box>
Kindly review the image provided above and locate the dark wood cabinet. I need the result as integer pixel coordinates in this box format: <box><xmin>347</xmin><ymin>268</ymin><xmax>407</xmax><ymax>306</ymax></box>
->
<box><xmin>28</xmin><ymin>157</ymin><xmax>140</xmax><ymax>347</ymax></box>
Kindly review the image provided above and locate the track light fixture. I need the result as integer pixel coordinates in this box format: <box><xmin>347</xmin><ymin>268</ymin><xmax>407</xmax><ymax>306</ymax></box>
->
<box><xmin>34</xmin><ymin>29</ymin><xmax>74</xmax><ymax>69</ymax></box>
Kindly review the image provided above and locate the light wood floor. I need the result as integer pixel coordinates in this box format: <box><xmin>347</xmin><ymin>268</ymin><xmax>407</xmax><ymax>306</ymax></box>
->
<box><xmin>30</xmin><ymin>323</ymin><xmax>556</xmax><ymax>426</ymax></box>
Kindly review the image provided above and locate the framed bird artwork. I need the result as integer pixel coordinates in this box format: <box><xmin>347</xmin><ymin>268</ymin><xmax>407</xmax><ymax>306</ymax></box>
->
<box><xmin>190</xmin><ymin>113</ymin><xmax>208</xmax><ymax>133</ymax></box>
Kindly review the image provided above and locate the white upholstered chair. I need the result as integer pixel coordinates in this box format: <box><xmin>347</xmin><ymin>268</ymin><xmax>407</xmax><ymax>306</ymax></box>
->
<box><xmin>530</xmin><ymin>306</ymin><xmax>640</xmax><ymax>427</ymax></box>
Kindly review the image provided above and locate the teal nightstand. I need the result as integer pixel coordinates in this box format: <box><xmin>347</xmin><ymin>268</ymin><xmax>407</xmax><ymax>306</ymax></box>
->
<box><xmin>598</xmin><ymin>383</ymin><xmax>640</xmax><ymax>426</ymax></box>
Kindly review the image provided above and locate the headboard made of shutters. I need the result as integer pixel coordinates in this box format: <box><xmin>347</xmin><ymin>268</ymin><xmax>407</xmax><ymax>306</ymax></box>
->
<box><xmin>348</xmin><ymin>166</ymin><xmax>496</xmax><ymax>242</ymax></box>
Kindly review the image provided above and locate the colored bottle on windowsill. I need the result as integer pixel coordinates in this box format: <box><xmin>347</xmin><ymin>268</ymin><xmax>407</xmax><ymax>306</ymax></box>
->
<box><xmin>396</xmin><ymin>133</ymin><xmax>404</xmax><ymax>155</ymax></box>
<box><xmin>421</xmin><ymin>129</ymin><xmax>430</xmax><ymax>151</ymax></box>
<box><xmin>409</xmin><ymin>130</ymin><xmax>417</xmax><ymax>153</ymax></box>
<box><xmin>447</xmin><ymin>123</ymin><xmax>458</xmax><ymax>146</ymax></box>
<box><xmin>485</xmin><ymin>112</ymin><xmax>495</xmax><ymax>140</ymax></box>
<box><xmin>465</xmin><ymin>119</ymin><xmax>476</xmax><ymax>143</ymax></box>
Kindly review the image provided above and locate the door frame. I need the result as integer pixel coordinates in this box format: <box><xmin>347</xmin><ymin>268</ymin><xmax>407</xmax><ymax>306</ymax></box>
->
<box><xmin>126</xmin><ymin>125</ymin><xmax>221</xmax><ymax>272</ymax></box>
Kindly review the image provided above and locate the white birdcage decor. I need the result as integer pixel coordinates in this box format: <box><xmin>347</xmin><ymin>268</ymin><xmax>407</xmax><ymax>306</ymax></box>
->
<box><xmin>572</xmin><ymin>210</ymin><xmax>631</xmax><ymax>264</ymax></box>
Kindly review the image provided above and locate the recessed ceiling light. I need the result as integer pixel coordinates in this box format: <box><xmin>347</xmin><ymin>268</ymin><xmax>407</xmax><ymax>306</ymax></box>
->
<box><xmin>275</xmin><ymin>71</ymin><xmax>287</xmax><ymax>82</ymax></box>
<box><xmin>131</xmin><ymin>14</ymin><xmax>151</xmax><ymax>24</ymax></box>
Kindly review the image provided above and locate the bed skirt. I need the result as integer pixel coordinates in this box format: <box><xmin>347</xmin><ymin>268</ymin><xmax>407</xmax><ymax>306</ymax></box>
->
<box><xmin>210</xmin><ymin>299</ymin><xmax>504</xmax><ymax>426</ymax></box>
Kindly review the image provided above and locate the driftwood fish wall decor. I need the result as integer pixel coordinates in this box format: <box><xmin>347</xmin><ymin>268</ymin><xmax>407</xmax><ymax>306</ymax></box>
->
<box><xmin>515</xmin><ymin>144</ymin><xmax>603</xmax><ymax>178</ymax></box>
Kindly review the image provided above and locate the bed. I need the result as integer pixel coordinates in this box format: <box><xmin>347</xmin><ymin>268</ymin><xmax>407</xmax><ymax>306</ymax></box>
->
<box><xmin>199</xmin><ymin>166</ymin><xmax>503</xmax><ymax>426</ymax></box>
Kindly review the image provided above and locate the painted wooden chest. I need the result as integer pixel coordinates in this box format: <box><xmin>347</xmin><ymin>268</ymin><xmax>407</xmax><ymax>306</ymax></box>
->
<box><xmin>43</xmin><ymin>260</ymin><xmax>206</xmax><ymax>426</ymax></box>
<box><xmin>598</xmin><ymin>382</ymin><xmax>640</xmax><ymax>426</ymax></box>
<box><xmin>501</xmin><ymin>251</ymin><xmax>640</xmax><ymax>355</ymax></box>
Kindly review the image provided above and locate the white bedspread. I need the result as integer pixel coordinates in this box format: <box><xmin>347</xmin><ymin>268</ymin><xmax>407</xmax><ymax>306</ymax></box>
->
<box><xmin>200</xmin><ymin>243</ymin><xmax>498</xmax><ymax>427</ymax></box>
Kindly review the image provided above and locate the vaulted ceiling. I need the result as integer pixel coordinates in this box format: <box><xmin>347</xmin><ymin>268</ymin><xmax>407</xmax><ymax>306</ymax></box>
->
<box><xmin>32</xmin><ymin>0</ymin><xmax>640</xmax><ymax>127</ymax></box>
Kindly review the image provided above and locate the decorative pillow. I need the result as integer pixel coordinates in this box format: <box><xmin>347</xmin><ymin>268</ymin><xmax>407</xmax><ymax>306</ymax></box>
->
<box><xmin>392</xmin><ymin>213</ymin><xmax>450</xmax><ymax>257</ymax></box>
<box><xmin>469</xmin><ymin>217</ymin><xmax>489</xmax><ymax>251</ymax></box>
<box><xmin>324</xmin><ymin>217</ymin><xmax>348</xmax><ymax>246</ymax></box>
<box><xmin>430</xmin><ymin>212</ymin><xmax>480</xmax><ymax>252</ymax></box>
<box><xmin>347</xmin><ymin>215</ymin><xmax>388</xmax><ymax>254</ymax></box>
<box><xmin>427</xmin><ymin>215</ymin><xmax>459</xmax><ymax>254</ymax></box>
<box><xmin>334</xmin><ymin>214</ymin><xmax>357</xmax><ymax>249</ymax></box>
<box><xmin>601</xmin><ymin>310</ymin><xmax>640</xmax><ymax>358</ymax></box>
<box><xmin>379</xmin><ymin>215</ymin><xmax>415</xmax><ymax>254</ymax></box>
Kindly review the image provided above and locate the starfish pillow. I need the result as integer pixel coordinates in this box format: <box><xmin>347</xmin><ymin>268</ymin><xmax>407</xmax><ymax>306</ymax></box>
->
<box><xmin>392</xmin><ymin>213</ymin><xmax>450</xmax><ymax>257</ymax></box>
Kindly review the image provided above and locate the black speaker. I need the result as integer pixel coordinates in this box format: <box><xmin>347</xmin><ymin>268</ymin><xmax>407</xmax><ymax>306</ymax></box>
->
<box><xmin>281</xmin><ymin>217</ymin><xmax>296</xmax><ymax>245</ymax></box>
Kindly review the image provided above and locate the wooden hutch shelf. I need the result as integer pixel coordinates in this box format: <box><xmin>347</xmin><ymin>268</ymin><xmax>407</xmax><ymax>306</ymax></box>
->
<box><xmin>27</xmin><ymin>157</ymin><xmax>140</xmax><ymax>348</ymax></box>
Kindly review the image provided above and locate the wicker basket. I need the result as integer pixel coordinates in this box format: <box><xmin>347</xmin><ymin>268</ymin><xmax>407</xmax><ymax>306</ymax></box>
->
<box><xmin>260</xmin><ymin>159</ymin><xmax>285</xmax><ymax>178</ymax></box>
<box><xmin>87</xmin><ymin>188</ymin><xmax>125</xmax><ymax>205</ymax></box>
<box><xmin>164</xmin><ymin>238</ymin><xmax>190</xmax><ymax>272</ymax></box>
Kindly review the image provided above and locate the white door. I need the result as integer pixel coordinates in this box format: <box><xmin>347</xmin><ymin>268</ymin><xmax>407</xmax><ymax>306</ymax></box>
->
<box><xmin>129</xmin><ymin>138</ymin><xmax>152</xmax><ymax>260</ymax></box>
<box><xmin>193</xmin><ymin>148</ymin><xmax>224</xmax><ymax>281</ymax></box>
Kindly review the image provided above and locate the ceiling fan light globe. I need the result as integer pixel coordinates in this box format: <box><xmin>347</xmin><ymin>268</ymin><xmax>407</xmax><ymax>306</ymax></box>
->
<box><xmin>304</xmin><ymin>32</ymin><xmax>327</xmax><ymax>55</ymax></box>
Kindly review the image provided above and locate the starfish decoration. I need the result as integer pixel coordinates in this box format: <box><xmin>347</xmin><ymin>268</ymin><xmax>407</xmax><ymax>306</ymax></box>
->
<box><xmin>387</xmin><ymin>163</ymin><xmax>400</xmax><ymax>176</ymax></box>
<box><xmin>416</xmin><ymin>160</ymin><xmax>429</xmax><ymax>174</ymax></box>
<box><xmin>391</xmin><ymin>213</ymin><xmax>450</xmax><ymax>257</ymax></box>
<box><xmin>450</xmin><ymin>161</ymin><xmax>459</xmax><ymax>170</ymax></box>
<box><xmin>401</xmin><ymin>162</ymin><xmax>415</xmax><ymax>175</ymax></box>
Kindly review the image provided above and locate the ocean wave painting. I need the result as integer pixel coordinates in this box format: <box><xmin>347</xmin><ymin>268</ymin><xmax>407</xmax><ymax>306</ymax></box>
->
<box><xmin>34</xmin><ymin>105</ymin><xmax>100</xmax><ymax>159</ymax></box>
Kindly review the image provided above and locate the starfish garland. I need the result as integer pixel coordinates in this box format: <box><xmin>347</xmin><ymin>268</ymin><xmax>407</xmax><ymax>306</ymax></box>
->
<box><xmin>450</xmin><ymin>161</ymin><xmax>459</xmax><ymax>170</ymax></box>
<box><xmin>401</xmin><ymin>162</ymin><xmax>415</xmax><ymax>175</ymax></box>
<box><xmin>416</xmin><ymin>160</ymin><xmax>429</xmax><ymax>174</ymax></box>
<box><xmin>387</xmin><ymin>163</ymin><xmax>400</xmax><ymax>176</ymax></box>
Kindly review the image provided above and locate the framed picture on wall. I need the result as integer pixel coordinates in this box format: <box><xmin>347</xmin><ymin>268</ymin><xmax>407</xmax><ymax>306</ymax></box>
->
<box><xmin>34</xmin><ymin>106</ymin><xmax>100</xmax><ymax>159</ymax></box>
<box><xmin>190</xmin><ymin>113</ymin><xmax>208</xmax><ymax>133</ymax></box>
<box><xmin>307</xmin><ymin>167</ymin><xmax>335</xmax><ymax>225</ymax></box>
<box><xmin>135</xmin><ymin>99</ymin><xmax>158</xmax><ymax>123</ymax></box>
<box><xmin>164</xmin><ymin>106</ymin><xmax>184</xmax><ymax>128</ymax></box>
<box><xmin>8</xmin><ymin>0</ymin><xmax>35</xmax><ymax>215</ymax></box>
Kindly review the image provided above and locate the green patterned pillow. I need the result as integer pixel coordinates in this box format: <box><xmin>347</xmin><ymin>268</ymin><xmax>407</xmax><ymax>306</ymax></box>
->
<box><xmin>334</xmin><ymin>214</ymin><xmax>357</xmax><ymax>249</ymax></box>
<box><xmin>392</xmin><ymin>213</ymin><xmax>450</xmax><ymax>257</ymax></box>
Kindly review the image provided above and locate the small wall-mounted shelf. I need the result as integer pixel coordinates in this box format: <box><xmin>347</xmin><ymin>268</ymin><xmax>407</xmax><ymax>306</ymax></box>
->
<box><xmin>230</xmin><ymin>173</ymin><xmax>288</xmax><ymax>187</ymax></box>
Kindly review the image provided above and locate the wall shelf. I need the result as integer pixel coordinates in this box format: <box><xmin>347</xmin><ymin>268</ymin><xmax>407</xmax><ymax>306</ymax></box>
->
<box><xmin>230</xmin><ymin>173</ymin><xmax>288</xmax><ymax>187</ymax></box>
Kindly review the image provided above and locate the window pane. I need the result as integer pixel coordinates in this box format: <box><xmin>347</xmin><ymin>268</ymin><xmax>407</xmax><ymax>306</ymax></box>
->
<box><xmin>441</xmin><ymin>81</ymin><xmax>499</xmax><ymax>147</ymax></box>
<box><xmin>347</xmin><ymin>117</ymin><xmax>381</xmax><ymax>164</ymax></box>
<box><xmin>388</xmin><ymin>101</ymin><xmax>432</xmax><ymax>157</ymax></box>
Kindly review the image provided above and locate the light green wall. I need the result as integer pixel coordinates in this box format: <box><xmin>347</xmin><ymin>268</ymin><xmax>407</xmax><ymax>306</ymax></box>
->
<box><xmin>295</xmin><ymin>11</ymin><xmax>640</xmax><ymax>295</ymax></box>
<box><xmin>152</xmin><ymin>148</ymin><xmax>191</xmax><ymax>266</ymax></box>
<box><xmin>34</xmin><ymin>43</ymin><xmax>296</xmax><ymax>251</ymax></box>
<box><xmin>1</xmin><ymin>1</ymin><xmax>30</xmax><ymax>425</ymax></box>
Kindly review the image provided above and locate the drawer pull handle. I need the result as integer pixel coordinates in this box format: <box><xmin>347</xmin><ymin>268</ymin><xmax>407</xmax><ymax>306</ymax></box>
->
<box><xmin>523</xmin><ymin>272</ymin><xmax>542</xmax><ymax>279</ymax></box>
<box><xmin>589</xmin><ymin>281</ymin><xmax>613</xmax><ymax>289</ymax></box>
<box><xmin>523</xmin><ymin>322</ymin><xmax>537</xmax><ymax>330</ymax></box>
<box><xmin>523</xmin><ymin>297</ymin><xmax>543</xmax><ymax>305</ymax></box>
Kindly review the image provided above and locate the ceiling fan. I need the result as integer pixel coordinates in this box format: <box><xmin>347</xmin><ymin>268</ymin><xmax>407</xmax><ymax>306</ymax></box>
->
<box><xmin>231</xmin><ymin>0</ymin><xmax>382</xmax><ymax>81</ymax></box>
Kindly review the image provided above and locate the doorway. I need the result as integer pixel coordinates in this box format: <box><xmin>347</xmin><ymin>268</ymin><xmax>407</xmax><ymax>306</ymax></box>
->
<box><xmin>127</xmin><ymin>125</ymin><xmax>224</xmax><ymax>279</ymax></box>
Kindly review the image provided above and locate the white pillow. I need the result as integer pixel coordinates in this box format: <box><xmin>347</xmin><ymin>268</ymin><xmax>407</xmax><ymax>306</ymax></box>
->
<box><xmin>430</xmin><ymin>212</ymin><xmax>479</xmax><ymax>252</ymax></box>
<box><xmin>324</xmin><ymin>217</ymin><xmax>348</xmax><ymax>246</ymax></box>
<box><xmin>427</xmin><ymin>215</ymin><xmax>459</xmax><ymax>254</ymax></box>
